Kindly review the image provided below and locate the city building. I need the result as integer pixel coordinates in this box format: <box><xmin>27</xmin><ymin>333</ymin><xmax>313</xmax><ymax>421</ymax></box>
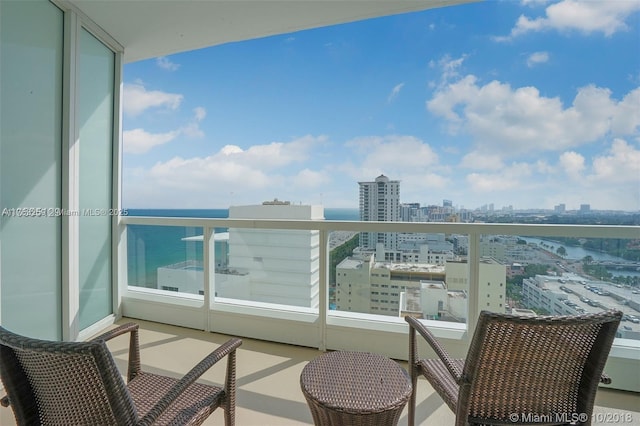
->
<box><xmin>358</xmin><ymin>174</ymin><xmax>400</xmax><ymax>251</ymax></box>
<box><xmin>335</xmin><ymin>256</ymin><xmax>507</xmax><ymax>320</ymax></box>
<box><xmin>400</xmin><ymin>281</ymin><xmax>467</xmax><ymax>322</ymax></box>
<box><xmin>219</xmin><ymin>202</ymin><xmax>323</xmax><ymax>308</ymax></box>
<box><xmin>507</xmin><ymin>262</ymin><xmax>525</xmax><ymax>279</ymax></box>
<box><xmin>445</xmin><ymin>258</ymin><xmax>507</xmax><ymax>315</ymax></box>
<box><xmin>555</xmin><ymin>203</ymin><xmax>566</xmax><ymax>214</ymax></box>
<box><xmin>400</xmin><ymin>203</ymin><xmax>420</xmax><ymax>222</ymax></box>
<box><xmin>335</xmin><ymin>255</ymin><xmax>445</xmax><ymax>316</ymax></box>
<box><xmin>522</xmin><ymin>275</ymin><xmax>580</xmax><ymax>315</ymax></box>
<box><xmin>156</xmin><ymin>232</ymin><xmax>229</xmax><ymax>294</ymax></box>
<box><xmin>580</xmin><ymin>204</ymin><xmax>591</xmax><ymax>214</ymax></box>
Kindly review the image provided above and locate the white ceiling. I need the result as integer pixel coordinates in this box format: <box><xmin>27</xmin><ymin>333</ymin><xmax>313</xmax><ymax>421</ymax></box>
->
<box><xmin>67</xmin><ymin>0</ymin><xmax>475</xmax><ymax>63</ymax></box>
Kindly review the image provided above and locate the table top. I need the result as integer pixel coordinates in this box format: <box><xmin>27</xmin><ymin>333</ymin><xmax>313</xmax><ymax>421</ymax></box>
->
<box><xmin>300</xmin><ymin>351</ymin><xmax>412</xmax><ymax>414</ymax></box>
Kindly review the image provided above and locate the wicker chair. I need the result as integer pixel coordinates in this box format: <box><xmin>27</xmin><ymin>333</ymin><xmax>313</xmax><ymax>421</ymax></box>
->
<box><xmin>405</xmin><ymin>310</ymin><xmax>623</xmax><ymax>426</ymax></box>
<box><xmin>0</xmin><ymin>322</ymin><xmax>242</xmax><ymax>426</ymax></box>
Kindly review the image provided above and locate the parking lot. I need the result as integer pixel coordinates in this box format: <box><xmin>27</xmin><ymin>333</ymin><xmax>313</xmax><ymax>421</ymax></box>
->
<box><xmin>546</xmin><ymin>274</ymin><xmax>640</xmax><ymax>336</ymax></box>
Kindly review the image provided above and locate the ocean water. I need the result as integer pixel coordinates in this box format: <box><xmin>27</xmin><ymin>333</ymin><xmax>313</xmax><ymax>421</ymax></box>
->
<box><xmin>126</xmin><ymin>208</ymin><xmax>358</xmax><ymax>287</ymax></box>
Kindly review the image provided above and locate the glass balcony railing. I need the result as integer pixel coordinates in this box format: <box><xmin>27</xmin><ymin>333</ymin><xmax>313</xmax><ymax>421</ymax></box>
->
<box><xmin>120</xmin><ymin>216</ymin><xmax>640</xmax><ymax>343</ymax></box>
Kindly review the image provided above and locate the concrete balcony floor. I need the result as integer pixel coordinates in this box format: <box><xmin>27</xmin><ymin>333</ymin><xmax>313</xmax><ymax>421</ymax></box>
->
<box><xmin>2</xmin><ymin>318</ymin><xmax>638</xmax><ymax>425</ymax></box>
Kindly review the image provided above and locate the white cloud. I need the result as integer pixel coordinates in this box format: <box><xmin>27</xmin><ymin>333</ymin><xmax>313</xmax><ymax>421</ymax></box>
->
<box><xmin>611</xmin><ymin>87</ymin><xmax>640</xmax><ymax>135</ymax></box>
<box><xmin>194</xmin><ymin>106</ymin><xmax>206</xmax><ymax>121</ymax></box>
<box><xmin>219</xmin><ymin>135</ymin><xmax>326</xmax><ymax>169</ymax></box>
<box><xmin>346</xmin><ymin>135</ymin><xmax>439</xmax><ymax>172</ymax></box>
<box><xmin>429</xmin><ymin>54</ymin><xmax>467</xmax><ymax>89</ymax></box>
<box><xmin>466</xmin><ymin>162</ymin><xmax>534</xmax><ymax>192</ymax></box>
<box><xmin>181</xmin><ymin>107</ymin><xmax>207</xmax><ymax>138</ymax></box>
<box><xmin>556</xmin><ymin>139</ymin><xmax>640</xmax><ymax>209</ymax></box>
<box><xmin>526</xmin><ymin>51</ymin><xmax>549</xmax><ymax>67</ymax></box>
<box><xmin>291</xmin><ymin>169</ymin><xmax>331</xmax><ymax>188</ymax></box>
<box><xmin>123</xmin><ymin>83</ymin><xmax>183</xmax><ymax>117</ymax></box>
<box><xmin>123</xmin><ymin>135</ymin><xmax>333</xmax><ymax>207</ymax></box>
<box><xmin>558</xmin><ymin>151</ymin><xmax>586</xmax><ymax>180</ymax></box>
<box><xmin>521</xmin><ymin>0</ymin><xmax>551</xmax><ymax>5</ymax></box>
<box><xmin>123</xmin><ymin>107</ymin><xmax>207</xmax><ymax>153</ymax></box>
<box><xmin>146</xmin><ymin>135</ymin><xmax>324</xmax><ymax>187</ymax></box>
<box><xmin>123</xmin><ymin>128</ymin><xmax>179</xmax><ymax>154</ymax></box>
<box><xmin>427</xmin><ymin>75</ymin><xmax>640</xmax><ymax>156</ymax></box>
<box><xmin>589</xmin><ymin>138</ymin><xmax>640</xmax><ymax>184</ymax></box>
<box><xmin>387</xmin><ymin>83</ymin><xmax>405</xmax><ymax>103</ymax></box>
<box><xmin>503</xmin><ymin>0</ymin><xmax>640</xmax><ymax>39</ymax></box>
<box><xmin>156</xmin><ymin>56</ymin><xmax>180</xmax><ymax>71</ymax></box>
<box><xmin>460</xmin><ymin>151</ymin><xmax>505</xmax><ymax>171</ymax></box>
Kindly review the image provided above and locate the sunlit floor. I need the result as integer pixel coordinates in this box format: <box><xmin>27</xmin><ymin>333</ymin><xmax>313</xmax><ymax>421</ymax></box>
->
<box><xmin>1</xmin><ymin>318</ymin><xmax>638</xmax><ymax>425</ymax></box>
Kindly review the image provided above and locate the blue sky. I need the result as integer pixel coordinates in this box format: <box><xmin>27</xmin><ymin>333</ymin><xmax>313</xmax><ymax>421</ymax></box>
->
<box><xmin>122</xmin><ymin>0</ymin><xmax>640</xmax><ymax>212</ymax></box>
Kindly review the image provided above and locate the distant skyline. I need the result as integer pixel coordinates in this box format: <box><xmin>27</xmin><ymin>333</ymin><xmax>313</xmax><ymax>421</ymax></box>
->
<box><xmin>122</xmin><ymin>1</ymin><xmax>640</xmax><ymax>212</ymax></box>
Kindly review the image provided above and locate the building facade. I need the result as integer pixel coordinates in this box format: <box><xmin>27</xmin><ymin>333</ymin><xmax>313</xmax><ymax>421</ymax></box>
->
<box><xmin>216</xmin><ymin>202</ymin><xmax>323</xmax><ymax>308</ymax></box>
<box><xmin>445</xmin><ymin>258</ymin><xmax>507</xmax><ymax>315</ymax></box>
<box><xmin>358</xmin><ymin>174</ymin><xmax>400</xmax><ymax>251</ymax></box>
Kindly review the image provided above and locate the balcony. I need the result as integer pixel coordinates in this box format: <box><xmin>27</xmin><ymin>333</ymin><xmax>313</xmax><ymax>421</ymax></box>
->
<box><xmin>2</xmin><ymin>317</ymin><xmax>637</xmax><ymax>426</ymax></box>
<box><xmin>116</xmin><ymin>215</ymin><xmax>640</xmax><ymax>394</ymax></box>
<box><xmin>1</xmin><ymin>2</ymin><xmax>639</xmax><ymax>422</ymax></box>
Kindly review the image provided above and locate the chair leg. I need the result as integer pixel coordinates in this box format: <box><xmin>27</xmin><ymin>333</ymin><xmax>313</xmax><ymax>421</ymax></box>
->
<box><xmin>408</xmin><ymin>366</ymin><xmax>417</xmax><ymax>426</ymax></box>
<box><xmin>224</xmin><ymin>351</ymin><xmax>237</xmax><ymax>426</ymax></box>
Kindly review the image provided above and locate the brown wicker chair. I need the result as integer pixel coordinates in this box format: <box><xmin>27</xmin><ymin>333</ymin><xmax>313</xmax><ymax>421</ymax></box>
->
<box><xmin>0</xmin><ymin>322</ymin><xmax>242</xmax><ymax>426</ymax></box>
<box><xmin>405</xmin><ymin>310</ymin><xmax>623</xmax><ymax>426</ymax></box>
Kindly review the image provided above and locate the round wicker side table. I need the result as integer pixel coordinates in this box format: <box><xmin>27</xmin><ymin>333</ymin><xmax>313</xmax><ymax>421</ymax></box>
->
<box><xmin>300</xmin><ymin>351</ymin><xmax>412</xmax><ymax>426</ymax></box>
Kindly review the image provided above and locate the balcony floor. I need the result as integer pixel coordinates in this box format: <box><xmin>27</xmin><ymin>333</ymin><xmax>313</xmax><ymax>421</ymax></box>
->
<box><xmin>2</xmin><ymin>318</ymin><xmax>638</xmax><ymax>425</ymax></box>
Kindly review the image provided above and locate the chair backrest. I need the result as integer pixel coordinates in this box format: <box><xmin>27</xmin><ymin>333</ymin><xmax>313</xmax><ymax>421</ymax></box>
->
<box><xmin>0</xmin><ymin>326</ymin><xmax>138</xmax><ymax>426</ymax></box>
<box><xmin>458</xmin><ymin>310</ymin><xmax>622</xmax><ymax>425</ymax></box>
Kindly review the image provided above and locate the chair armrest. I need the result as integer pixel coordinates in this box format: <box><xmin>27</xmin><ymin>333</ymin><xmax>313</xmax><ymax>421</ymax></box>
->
<box><xmin>91</xmin><ymin>322</ymin><xmax>141</xmax><ymax>382</ymax></box>
<box><xmin>91</xmin><ymin>322</ymin><xmax>139</xmax><ymax>342</ymax></box>
<box><xmin>137</xmin><ymin>337</ymin><xmax>242</xmax><ymax>426</ymax></box>
<box><xmin>405</xmin><ymin>316</ymin><xmax>463</xmax><ymax>383</ymax></box>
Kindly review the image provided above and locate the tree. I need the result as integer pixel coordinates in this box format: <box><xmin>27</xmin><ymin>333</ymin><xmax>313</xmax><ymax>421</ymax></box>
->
<box><xmin>582</xmin><ymin>255</ymin><xmax>593</xmax><ymax>264</ymax></box>
<box><xmin>556</xmin><ymin>246</ymin><xmax>567</xmax><ymax>257</ymax></box>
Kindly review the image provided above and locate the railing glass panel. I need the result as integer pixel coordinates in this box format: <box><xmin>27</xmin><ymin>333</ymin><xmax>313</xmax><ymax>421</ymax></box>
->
<box><xmin>331</xmin><ymin>229</ymin><xmax>470</xmax><ymax>325</ymax></box>
<box><xmin>483</xmin><ymin>234</ymin><xmax>640</xmax><ymax>340</ymax></box>
<box><xmin>127</xmin><ymin>224</ymin><xmax>205</xmax><ymax>295</ymax></box>
<box><xmin>214</xmin><ymin>227</ymin><xmax>320</xmax><ymax>309</ymax></box>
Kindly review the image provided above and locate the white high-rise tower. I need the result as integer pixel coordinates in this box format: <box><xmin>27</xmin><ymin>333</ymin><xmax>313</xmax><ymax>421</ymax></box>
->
<box><xmin>220</xmin><ymin>201</ymin><xmax>323</xmax><ymax>308</ymax></box>
<box><xmin>358</xmin><ymin>174</ymin><xmax>400</xmax><ymax>250</ymax></box>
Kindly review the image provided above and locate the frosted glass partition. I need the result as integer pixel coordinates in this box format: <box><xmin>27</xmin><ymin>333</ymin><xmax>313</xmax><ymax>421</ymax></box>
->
<box><xmin>78</xmin><ymin>28</ymin><xmax>115</xmax><ymax>329</ymax></box>
<box><xmin>0</xmin><ymin>1</ymin><xmax>64</xmax><ymax>339</ymax></box>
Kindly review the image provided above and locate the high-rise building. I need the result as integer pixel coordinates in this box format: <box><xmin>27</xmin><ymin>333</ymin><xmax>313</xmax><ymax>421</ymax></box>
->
<box><xmin>358</xmin><ymin>174</ymin><xmax>400</xmax><ymax>251</ymax></box>
<box><xmin>554</xmin><ymin>203</ymin><xmax>566</xmax><ymax>214</ymax></box>
<box><xmin>400</xmin><ymin>202</ymin><xmax>420</xmax><ymax>222</ymax></box>
<box><xmin>217</xmin><ymin>201</ymin><xmax>323</xmax><ymax>308</ymax></box>
<box><xmin>579</xmin><ymin>204</ymin><xmax>591</xmax><ymax>214</ymax></box>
